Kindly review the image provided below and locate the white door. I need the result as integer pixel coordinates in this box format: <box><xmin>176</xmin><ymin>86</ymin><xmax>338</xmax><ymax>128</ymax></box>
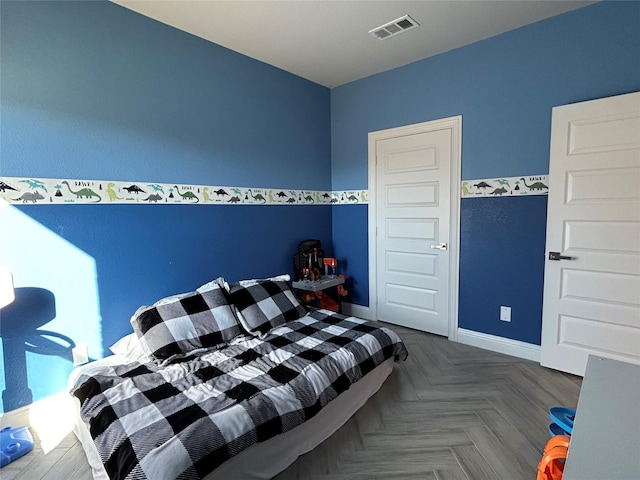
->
<box><xmin>369</xmin><ymin>117</ymin><xmax>461</xmax><ymax>337</ymax></box>
<box><xmin>541</xmin><ymin>91</ymin><xmax>640</xmax><ymax>376</ymax></box>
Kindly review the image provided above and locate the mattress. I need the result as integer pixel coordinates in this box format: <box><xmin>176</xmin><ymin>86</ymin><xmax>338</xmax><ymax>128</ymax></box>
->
<box><xmin>70</xmin><ymin>355</ymin><xmax>395</xmax><ymax>480</ymax></box>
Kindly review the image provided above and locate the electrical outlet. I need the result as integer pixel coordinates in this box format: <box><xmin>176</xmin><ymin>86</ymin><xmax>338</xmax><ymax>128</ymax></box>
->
<box><xmin>72</xmin><ymin>344</ymin><xmax>89</xmax><ymax>365</ymax></box>
<box><xmin>500</xmin><ymin>306</ymin><xmax>511</xmax><ymax>322</ymax></box>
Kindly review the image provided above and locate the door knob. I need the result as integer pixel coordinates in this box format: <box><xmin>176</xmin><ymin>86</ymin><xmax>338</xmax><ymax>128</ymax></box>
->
<box><xmin>549</xmin><ymin>251</ymin><xmax>573</xmax><ymax>261</ymax></box>
<box><xmin>430</xmin><ymin>243</ymin><xmax>448</xmax><ymax>251</ymax></box>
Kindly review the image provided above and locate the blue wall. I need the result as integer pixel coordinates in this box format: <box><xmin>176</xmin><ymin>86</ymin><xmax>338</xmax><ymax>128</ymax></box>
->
<box><xmin>0</xmin><ymin>1</ymin><xmax>331</xmax><ymax>412</ymax></box>
<box><xmin>331</xmin><ymin>1</ymin><xmax>640</xmax><ymax>342</ymax></box>
<box><xmin>2</xmin><ymin>0</ymin><xmax>639</xmax><ymax>413</ymax></box>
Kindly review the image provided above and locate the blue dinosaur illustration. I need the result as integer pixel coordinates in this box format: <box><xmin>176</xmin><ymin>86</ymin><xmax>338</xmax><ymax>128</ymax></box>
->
<box><xmin>495</xmin><ymin>179</ymin><xmax>510</xmax><ymax>188</ymax></box>
<box><xmin>148</xmin><ymin>184</ymin><xmax>164</xmax><ymax>193</ymax></box>
<box><xmin>62</xmin><ymin>181</ymin><xmax>101</xmax><ymax>202</ymax></box>
<box><xmin>231</xmin><ymin>188</ymin><xmax>242</xmax><ymax>195</ymax></box>
<box><xmin>13</xmin><ymin>191</ymin><xmax>44</xmax><ymax>203</ymax></box>
<box><xmin>20</xmin><ymin>179</ymin><xmax>47</xmax><ymax>192</ymax></box>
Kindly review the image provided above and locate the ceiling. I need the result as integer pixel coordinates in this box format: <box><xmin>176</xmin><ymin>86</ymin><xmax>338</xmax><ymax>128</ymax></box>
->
<box><xmin>112</xmin><ymin>0</ymin><xmax>595</xmax><ymax>88</ymax></box>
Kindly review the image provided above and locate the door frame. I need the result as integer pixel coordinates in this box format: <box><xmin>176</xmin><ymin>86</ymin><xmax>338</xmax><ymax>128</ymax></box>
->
<box><xmin>367</xmin><ymin>116</ymin><xmax>462</xmax><ymax>340</ymax></box>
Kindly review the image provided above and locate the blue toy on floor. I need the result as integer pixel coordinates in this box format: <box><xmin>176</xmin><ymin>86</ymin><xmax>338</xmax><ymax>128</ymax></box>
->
<box><xmin>0</xmin><ymin>426</ymin><xmax>34</xmax><ymax>467</ymax></box>
<box><xmin>548</xmin><ymin>406</ymin><xmax>576</xmax><ymax>437</ymax></box>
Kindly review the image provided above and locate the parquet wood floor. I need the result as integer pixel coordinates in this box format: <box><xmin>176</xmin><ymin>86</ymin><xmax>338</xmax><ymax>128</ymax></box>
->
<box><xmin>4</xmin><ymin>324</ymin><xmax>581</xmax><ymax>480</ymax></box>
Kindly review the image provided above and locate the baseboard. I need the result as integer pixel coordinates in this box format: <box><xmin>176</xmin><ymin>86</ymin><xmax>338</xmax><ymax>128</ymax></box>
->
<box><xmin>457</xmin><ymin>328</ymin><xmax>541</xmax><ymax>362</ymax></box>
<box><xmin>341</xmin><ymin>302</ymin><xmax>373</xmax><ymax>320</ymax></box>
<box><xmin>0</xmin><ymin>402</ymin><xmax>31</xmax><ymax>429</ymax></box>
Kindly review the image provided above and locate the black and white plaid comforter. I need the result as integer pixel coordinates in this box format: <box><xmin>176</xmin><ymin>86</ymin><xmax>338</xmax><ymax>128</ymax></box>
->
<box><xmin>71</xmin><ymin>311</ymin><xmax>408</xmax><ymax>480</ymax></box>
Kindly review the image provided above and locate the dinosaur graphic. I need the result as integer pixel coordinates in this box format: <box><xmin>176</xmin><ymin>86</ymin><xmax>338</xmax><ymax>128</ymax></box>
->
<box><xmin>123</xmin><ymin>184</ymin><xmax>145</xmax><ymax>194</ymax></box>
<box><xmin>214</xmin><ymin>188</ymin><xmax>228</xmax><ymax>197</ymax></box>
<box><xmin>0</xmin><ymin>181</ymin><xmax>18</xmax><ymax>193</ymax></box>
<box><xmin>303</xmin><ymin>194</ymin><xmax>314</xmax><ymax>203</ymax></box>
<box><xmin>269</xmin><ymin>191</ymin><xmax>276</xmax><ymax>203</ymax></box>
<box><xmin>495</xmin><ymin>179</ymin><xmax>510</xmax><ymax>187</ymax></box>
<box><xmin>148</xmin><ymin>184</ymin><xmax>164</xmax><ymax>193</ymax></box>
<box><xmin>231</xmin><ymin>188</ymin><xmax>242</xmax><ymax>195</ymax></box>
<box><xmin>62</xmin><ymin>181</ymin><xmax>101</xmax><ymax>202</ymax></box>
<box><xmin>289</xmin><ymin>190</ymin><xmax>297</xmax><ymax>198</ymax></box>
<box><xmin>462</xmin><ymin>182</ymin><xmax>470</xmax><ymax>196</ymax></box>
<box><xmin>287</xmin><ymin>197</ymin><xmax>296</xmax><ymax>204</ymax></box>
<box><xmin>330</xmin><ymin>197</ymin><xmax>338</xmax><ymax>204</ymax></box>
<box><xmin>13</xmin><ymin>191</ymin><xmax>44</xmax><ymax>203</ymax></box>
<box><xmin>173</xmin><ymin>185</ymin><xmax>199</xmax><ymax>203</ymax></box>
<box><xmin>248</xmin><ymin>189</ymin><xmax>266</xmax><ymax>203</ymax></box>
<box><xmin>347</xmin><ymin>194</ymin><xmax>358</xmax><ymax>202</ymax></box>
<box><xmin>520</xmin><ymin>177</ymin><xmax>548</xmax><ymax>191</ymax></box>
<box><xmin>360</xmin><ymin>191</ymin><xmax>367</xmax><ymax>202</ymax></box>
<box><xmin>277</xmin><ymin>191</ymin><xmax>288</xmax><ymax>198</ymax></box>
<box><xmin>322</xmin><ymin>193</ymin><xmax>331</xmax><ymax>199</ymax></box>
<box><xmin>228</xmin><ymin>196</ymin><xmax>241</xmax><ymax>204</ymax></box>
<box><xmin>202</xmin><ymin>187</ymin><xmax>213</xmax><ymax>203</ymax></box>
<box><xmin>490</xmin><ymin>187</ymin><xmax>508</xmax><ymax>196</ymax></box>
<box><xmin>473</xmin><ymin>181</ymin><xmax>492</xmax><ymax>189</ymax></box>
<box><xmin>142</xmin><ymin>193</ymin><xmax>162</xmax><ymax>203</ymax></box>
<box><xmin>20</xmin><ymin>179</ymin><xmax>47</xmax><ymax>192</ymax></box>
<box><xmin>106</xmin><ymin>183</ymin><xmax>123</xmax><ymax>202</ymax></box>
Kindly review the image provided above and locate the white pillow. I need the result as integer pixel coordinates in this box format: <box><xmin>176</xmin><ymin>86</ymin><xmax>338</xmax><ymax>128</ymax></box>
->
<box><xmin>196</xmin><ymin>277</ymin><xmax>227</xmax><ymax>293</ymax></box>
<box><xmin>235</xmin><ymin>274</ymin><xmax>290</xmax><ymax>288</ymax></box>
<box><xmin>109</xmin><ymin>333</ymin><xmax>149</xmax><ymax>362</ymax></box>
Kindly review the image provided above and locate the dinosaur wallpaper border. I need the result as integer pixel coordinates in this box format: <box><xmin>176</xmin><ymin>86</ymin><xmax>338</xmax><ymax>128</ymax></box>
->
<box><xmin>461</xmin><ymin>175</ymin><xmax>549</xmax><ymax>198</ymax></box>
<box><xmin>0</xmin><ymin>175</ymin><xmax>548</xmax><ymax>206</ymax></box>
<box><xmin>0</xmin><ymin>177</ymin><xmax>368</xmax><ymax>206</ymax></box>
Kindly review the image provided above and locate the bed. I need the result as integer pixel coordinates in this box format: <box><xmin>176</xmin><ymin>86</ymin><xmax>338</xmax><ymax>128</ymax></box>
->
<box><xmin>69</xmin><ymin>275</ymin><xmax>407</xmax><ymax>480</ymax></box>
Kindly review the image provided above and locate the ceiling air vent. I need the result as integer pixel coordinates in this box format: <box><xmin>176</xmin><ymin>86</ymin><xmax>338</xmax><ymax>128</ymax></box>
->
<box><xmin>369</xmin><ymin>15</ymin><xmax>419</xmax><ymax>40</ymax></box>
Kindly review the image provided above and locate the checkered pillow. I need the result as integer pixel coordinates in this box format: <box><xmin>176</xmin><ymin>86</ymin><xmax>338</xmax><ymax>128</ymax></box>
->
<box><xmin>228</xmin><ymin>278</ymin><xmax>307</xmax><ymax>336</ymax></box>
<box><xmin>130</xmin><ymin>284</ymin><xmax>242</xmax><ymax>361</ymax></box>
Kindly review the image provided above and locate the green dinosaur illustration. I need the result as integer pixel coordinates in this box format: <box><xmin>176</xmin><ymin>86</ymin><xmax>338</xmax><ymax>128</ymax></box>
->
<box><xmin>360</xmin><ymin>191</ymin><xmax>367</xmax><ymax>202</ymax></box>
<box><xmin>347</xmin><ymin>194</ymin><xmax>358</xmax><ymax>202</ymax></box>
<box><xmin>520</xmin><ymin>177</ymin><xmax>548</xmax><ymax>191</ymax></box>
<box><xmin>202</xmin><ymin>187</ymin><xmax>212</xmax><ymax>203</ymax></box>
<box><xmin>462</xmin><ymin>181</ymin><xmax>470</xmax><ymax>196</ymax></box>
<box><xmin>248</xmin><ymin>189</ymin><xmax>266</xmax><ymax>203</ymax></box>
<box><xmin>62</xmin><ymin>181</ymin><xmax>101</xmax><ymax>202</ymax></box>
<box><xmin>106</xmin><ymin>182</ymin><xmax>123</xmax><ymax>202</ymax></box>
<box><xmin>269</xmin><ymin>191</ymin><xmax>276</xmax><ymax>203</ymax></box>
<box><xmin>173</xmin><ymin>185</ymin><xmax>199</xmax><ymax>203</ymax></box>
<box><xmin>304</xmin><ymin>194</ymin><xmax>314</xmax><ymax>203</ymax></box>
